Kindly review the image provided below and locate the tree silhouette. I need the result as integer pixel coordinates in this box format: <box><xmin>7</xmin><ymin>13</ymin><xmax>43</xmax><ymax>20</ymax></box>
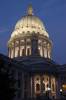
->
<box><xmin>0</xmin><ymin>57</ymin><xmax>16</xmax><ymax>100</ymax></box>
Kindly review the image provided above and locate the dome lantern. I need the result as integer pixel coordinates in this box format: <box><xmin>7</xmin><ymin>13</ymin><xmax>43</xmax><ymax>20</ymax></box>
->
<box><xmin>27</xmin><ymin>4</ymin><xmax>33</xmax><ymax>15</ymax></box>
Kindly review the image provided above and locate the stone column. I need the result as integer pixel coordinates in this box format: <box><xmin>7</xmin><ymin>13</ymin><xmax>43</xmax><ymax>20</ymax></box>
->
<box><xmin>46</xmin><ymin>43</ymin><xmax>48</xmax><ymax>58</ymax></box>
<box><xmin>56</xmin><ymin>76</ymin><xmax>62</xmax><ymax>99</ymax></box>
<box><xmin>44</xmin><ymin>41</ymin><xmax>47</xmax><ymax>58</ymax></box>
<box><xmin>8</xmin><ymin>48</ymin><xmax>11</xmax><ymax>58</ymax></box>
<box><xmin>41</xmin><ymin>75</ymin><xmax>43</xmax><ymax>94</ymax></box>
<box><xmin>32</xmin><ymin>75</ymin><xmax>35</xmax><ymax>98</ymax></box>
<box><xmin>40</xmin><ymin>41</ymin><xmax>43</xmax><ymax>57</ymax></box>
<box><xmin>13</xmin><ymin>41</ymin><xmax>15</xmax><ymax>57</ymax></box>
<box><xmin>30</xmin><ymin>76</ymin><xmax>32</xmax><ymax>98</ymax></box>
<box><xmin>19</xmin><ymin>40</ymin><xmax>20</xmax><ymax>56</ymax></box>
<box><xmin>42</xmin><ymin>41</ymin><xmax>44</xmax><ymax>57</ymax></box>
<box><xmin>47</xmin><ymin>45</ymin><xmax>48</xmax><ymax>58</ymax></box>
<box><xmin>10</xmin><ymin>47</ymin><xmax>12</xmax><ymax>58</ymax></box>
<box><xmin>27</xmin><ymin>74</ymin><xmax>31</xmax><ymax>98</ymax></box>
<box><xmin>14</xmin><ymin>70</ymin><xmax>19</xmax><ymax>100</ymax></box>
<box><xmin>49</xmin><ymin>76</ymin><xmax>51</xmax><ymax>98</ymax></box>
<box><xmin>9</xmin><ymin>48</ymin><xmax>11</xmax><ymax>58</ymax></box>
<box><xmin>8</xmin><ymin>48</ymin><xmax>9</xmax><ymax>57</ymax></box>
<box><xmin>24</xmin><ymin>39</ymin><xmax>26</xmax><ymax>56</ymax></box>
<box><xmin>21</xmin><ymin>73</ymin><xmax>24</xmax><ymax>99</ymax></box>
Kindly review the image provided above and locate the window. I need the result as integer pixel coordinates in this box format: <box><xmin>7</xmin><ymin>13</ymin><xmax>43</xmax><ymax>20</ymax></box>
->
<box><xmin>47</xmin><ymin>84</ymin><xmax>49</xmax><ymax>88</ymax></box>
<box><xmin>26</xmin><ymin>25</ymin><xmax>28</xmax><ymax>27</ymax></box>
<box><xmin>17</xmin><ymin>49</ymin><xmax>20</xmax><ymax>56</ymax></box>
<box><xmin>47</xmin><ymin>77</ymin><xmax>49</xmax><ymax>81</ymax></box>
<box><xmin>27</xmin><ymin>48</ymin><xmax>30</xmax><ymax>56</ymax></box>
<box><xmin>52</xmin><ymin>83</ymin><xmax>55</xmax><ymax>91</ymax></box>
<box><xmin>36</xmin><ymin>77</ymin><xmax>39</xmax><ymax>81</ymax></box>
<box><xmin>35</xmin><ymin>76</ymin><xmax>41</xmax><ymax>94</ymax></box>
<box><xmin>22</xmin><ymin>31</ymin><xmax>25</xmax><ymax>33</ymax></box>
<box><xmin>27</xmin><ymin>31</ymin><xmax>30</xmax><ymax>33</ymax></box>
<box><xmin>22</xmin><ymin>48</ymin><xmax>25</xmax><ymax>56</ymax></box>
<box><xmin>42</xmin><ymin>77</ymin><xmax>45</xmax><ymax>81</ymax></box>
<box><xmin>36</xmin><ymin>83</ymin><xmax>40</xmax><ymax>91</ymax></box>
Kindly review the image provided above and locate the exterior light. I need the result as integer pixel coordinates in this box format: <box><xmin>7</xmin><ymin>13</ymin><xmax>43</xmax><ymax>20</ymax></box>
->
<box><xmin>47</xmin><ymin>87</ymin><xmax>51</xmax><ymax>91</ymax></box>
<box><xmin>60</xmin><ymin>89</ymin><xmax>62</xmax><ymax>92</ymax></box>
<box><xmin>45</xmin><ymin>87</ymin><xmax>51</xmax><ymax>97</ymax></box>
<box><xmin>60</xmin><ymin>89</ymin><xmax>62</xmax><ymax>97</ymax></box>
<box><xmin>46</xmin><ymin>87</ymin><xmax>51</xmax><ymax>92</ymax></box>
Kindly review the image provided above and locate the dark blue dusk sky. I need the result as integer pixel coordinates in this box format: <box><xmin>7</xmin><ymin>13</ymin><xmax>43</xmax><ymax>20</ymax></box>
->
<box><xmin>0</xmin><ymin>0</ymin><xmax>66</xmax><ymax>64</ymax></box>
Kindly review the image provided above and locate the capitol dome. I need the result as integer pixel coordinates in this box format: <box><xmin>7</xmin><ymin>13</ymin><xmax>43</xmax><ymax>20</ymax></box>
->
<box><xmin>8</xmin><ymin>5</ymin><xmax>52</xmax><ymax>59</ymax></box>
<box><xmin>11</xmin><ymin>5</ymin><xmax>49</xmax><ymax>39</ymax></box>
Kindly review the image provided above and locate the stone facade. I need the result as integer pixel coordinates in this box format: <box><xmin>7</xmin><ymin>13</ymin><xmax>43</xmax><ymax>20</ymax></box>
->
<box><xmin>0</xmin><ymin>54</ymin><xmax>66</xmax><ymax>99</ymax></box>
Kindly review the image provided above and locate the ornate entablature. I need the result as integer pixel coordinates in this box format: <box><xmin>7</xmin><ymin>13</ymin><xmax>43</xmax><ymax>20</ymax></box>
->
<box><xmin>8</xmin><ymin>5</ymin><xmax>52</xmax><ymax>59</ymax></box>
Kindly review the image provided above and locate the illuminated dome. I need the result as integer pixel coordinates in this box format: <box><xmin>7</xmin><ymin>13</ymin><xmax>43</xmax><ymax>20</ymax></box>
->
<box><xmin>8</xmin><ymin>5</ymin><xmax>52</xmax><ymax>59</ymax></box>
<box><xmin>11</xmin><ymin>5</ymin><xmax>49</xmax><ymax>39</ymax></box>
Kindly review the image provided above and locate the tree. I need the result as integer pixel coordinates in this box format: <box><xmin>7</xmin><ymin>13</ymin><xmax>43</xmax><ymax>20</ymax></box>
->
<box><xmin>0</xmin><ymin>58</ymin><xmax>16</xmax><ymax>100</ymax></box>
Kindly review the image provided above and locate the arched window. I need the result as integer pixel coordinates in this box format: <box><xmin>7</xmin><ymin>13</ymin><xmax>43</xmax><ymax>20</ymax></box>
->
<box><xmin>47</xmin><ymin>84</ymin><xmax>49</xmax><ymax>88</ymax></box>
<box><xmin>27</xmin><ymin>31</ymin><xmax>30</xmax><ymax>33</ymax></box>
<box><xmin>22</xmin><ymin>31</ymin><xmax>25</xmax><ymax>34</ymax></box>
<box><xmin>17</xmin><ymin>49</ymin><xmax>20</xmax><ymax>56</ymax></box>
<box><xmin>52</xmin><ymin>83</ymin><xmax>55</xmax><ymax>91</ymax></box>
<box><xmin>22</xmin><ymin>48</ymin><xmax>25</xmax><ymax>56</ymax></box>
<box><xmin>27</xmin><ymin>48</ymin><xmax>30</xmax><ymax>56</ymax></box>
<box><xmin>36</xmin><ymin>83</ymin><xmax>40</xmax><ymax>91</ymax></box>
<box><xmin>34</xmin><ymin>76</ymin><xmax>41</xmax><ymax>94</ymax></box>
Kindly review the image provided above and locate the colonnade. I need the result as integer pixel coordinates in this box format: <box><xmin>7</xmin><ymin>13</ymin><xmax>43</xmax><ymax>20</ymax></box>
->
<box><xmin>8</xmin><ymin>37</ymin><xmax>51</xmax><ymax>59</ymax></box>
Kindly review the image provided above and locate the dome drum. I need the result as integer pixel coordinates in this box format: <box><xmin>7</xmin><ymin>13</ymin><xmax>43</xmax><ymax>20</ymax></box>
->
<box><xmin>8</xmin><ymin>33</ymin><xmax>52</xmax><ymax>58</ymax></box>
<box><xmin>8</xmin><ymin>33</ymin><xmax>52</xmax><ymax>48</ymax></box>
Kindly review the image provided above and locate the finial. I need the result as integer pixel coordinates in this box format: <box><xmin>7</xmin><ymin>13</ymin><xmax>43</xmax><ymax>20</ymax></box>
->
<box><xmin>27</xmin><ymin>4</ymin><xmax>33</xmax><ymax>15</ymax></box>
